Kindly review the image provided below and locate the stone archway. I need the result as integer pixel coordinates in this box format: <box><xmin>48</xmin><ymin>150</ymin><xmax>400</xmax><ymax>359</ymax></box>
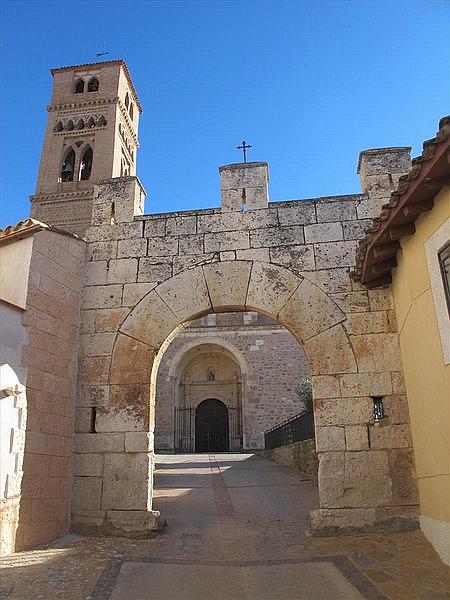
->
<box><xmin>74</xmin><ymin>259</ymin><xmax>418</xmax><ymax>537</ymax></box>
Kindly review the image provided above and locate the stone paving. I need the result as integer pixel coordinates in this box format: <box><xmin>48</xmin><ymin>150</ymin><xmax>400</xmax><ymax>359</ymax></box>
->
<box><xmin>1</xmin><ymin>453</ymin><xmax>449</xmax><ymax>599</ymax></box>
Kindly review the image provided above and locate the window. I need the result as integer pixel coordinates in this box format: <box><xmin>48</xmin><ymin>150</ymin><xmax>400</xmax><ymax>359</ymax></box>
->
<box><xmin>60</xmin><ymin>148</ymin><xmax>75</xmax><ymax>182</ymax></box>
<box><xmin>65</xmin><ymin>120</ymin><xmax>74</xmax><ymax>131</ymax></box>
<box><xmin>76</xmin><ymin>118</ymin><xmax>84</xmax><ymax>130</ymax></box>
<box><xmin>79</xmin><ymin>146</ymin><xmax>93</xmax><ymax>180</ymax></box>
<box><xmin>129</xmin><ymin>102</ymin><xmax>134</xmax><ymax>119</ymax></box>
<box><xmin>439</xmin><ymin>243</ymin><xmax>450</xmax><ymax>315</ymax></box>
<box><xmin>124</xmin><ymin>92</ymin><xmax>129</xmax><ymax>110</ymax></box>
<box><xmin>88</xmin><ymin>78</ymin><xmax>99</xmax><ymax>92</ymax></box>
<box><xmin>75</xmin><ymin>79</ymin><xmax>84</xmax><ymax>93</ymax></box>
<box><xmin>97</xmin><ymin>115</ymin><xmax>106</xmax><ymax>127</ymax></box>
<box><xmin>55</xmin><ymin>121</ymin><xmax>63</xmax><ymax>132</ymax></box>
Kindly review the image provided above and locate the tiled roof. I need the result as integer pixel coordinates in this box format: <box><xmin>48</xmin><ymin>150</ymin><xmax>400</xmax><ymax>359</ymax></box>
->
<box><xmin>352</xmin><ymin>116</ymin><xmax>450</xmax><ymax>287</ymax></box>
<box><xmin>0</xmin><ymin>218</ymin><xmax>80</xmax><ymax>244</ymax></box>
<box><xmin>50</xmin><ymin>59</ymin><xmax>142</xmax><ymax>113</ymax></box>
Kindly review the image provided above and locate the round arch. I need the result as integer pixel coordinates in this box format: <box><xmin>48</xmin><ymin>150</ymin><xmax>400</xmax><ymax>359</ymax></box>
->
<box><xmin>167</xmin><ymin>337</ymin><xmax>250</xmax><ymax>379</ymax></box>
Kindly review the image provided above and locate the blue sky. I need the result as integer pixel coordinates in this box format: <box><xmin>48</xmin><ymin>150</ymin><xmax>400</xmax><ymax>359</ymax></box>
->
<box><xmin>1</xmin><ymin>0</ymin><xmax>449</xmax><ymax>227</ymax></box>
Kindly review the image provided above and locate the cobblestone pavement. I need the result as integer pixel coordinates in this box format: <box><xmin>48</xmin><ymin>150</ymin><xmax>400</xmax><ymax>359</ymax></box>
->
<box><xmin>1</xmin><ymin>454</ymin><xmax>449</xmax><ymax>599</ymax></box>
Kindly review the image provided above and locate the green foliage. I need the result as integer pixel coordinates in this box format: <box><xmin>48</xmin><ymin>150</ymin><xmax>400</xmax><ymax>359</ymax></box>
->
<box><xmin>295</xmin><ymin>377</ymin><xmax>313</xmax><ymax>413</ymax></box>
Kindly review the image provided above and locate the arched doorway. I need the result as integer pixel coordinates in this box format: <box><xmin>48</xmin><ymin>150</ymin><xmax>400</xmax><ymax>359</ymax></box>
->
<box><xmin>195</xmin><ymin>399</ymin><xmax>229</xmax><ymax>452</ymax></box>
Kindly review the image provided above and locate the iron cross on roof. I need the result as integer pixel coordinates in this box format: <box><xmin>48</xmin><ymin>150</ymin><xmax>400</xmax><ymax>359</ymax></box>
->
<box><xmin>237</xmin><ymin>140</ymin><xmax>252</xmax><ymax>163</ymax></box>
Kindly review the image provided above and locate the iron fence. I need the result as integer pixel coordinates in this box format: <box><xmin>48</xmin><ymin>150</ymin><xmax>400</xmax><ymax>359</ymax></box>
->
<box><xmin>264</xmin><ymin>410</ymin><xmax>315</xmax><ymax>450</ymax></box>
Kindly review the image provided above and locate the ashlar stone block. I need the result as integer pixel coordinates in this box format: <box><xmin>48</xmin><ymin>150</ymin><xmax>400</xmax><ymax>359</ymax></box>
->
<box><xmin>246</xmin><ymin>261</ymin><xmax>301</xmax><ymax>318</ymax></box>
<box><xmin>117</xmin><ymin>238</ymin><xmax>147</xmax><ymax>258</ymax></box>
<box><xmin>204</xmin><ymin>230</ymin><xmax>250</xmax><ymax>253</ymax></box>
<box><xmin>250</xmin><ymin>225</ymin><xmax>304</xmax><ymax>248</ymax></box>
<box><xmin>137</xmin><ymin>258</ymin><xmax>172</xmax><ymax>283</ymax></box>
<box><xmin>72</xmin><ymin>476</ymin><xmax>102</xmax><ymax>510</ymax></box>
<box><xmin>73</xmin><ymin>453</ymin><xmax>104</xmax><ymax>477</ymax></box>
<box><xmin>311</xmin><ymin>375</ymin><xmax>340</xmax><ymax>399</ymax></box>
<box><xmin>166</xmin><ymin>216</ymin><xmax>196</xmax><ymax>236</ymax></box>
<box><xmin>339</xmin><ymin>372</ymin><xmax>393</xmax><ymax>398</ymax></box>
<box><xmin>125</xmin><ymin>432</ymin><xmax>153</xmax><ymax>453</ymax></box>
<box><xmin>369</xmin><ymin>424</ymin><xmax>412</xmax><ymax>449</ymax></box>
<box><xmin>119</xmin><ymin>291</ymin><xmax>179</xmax><ymax>348</ymax></box>
<box><xmin>345</xmin><ymin>426</ymin><xmax>369</xmax><ymax>451</ymax></box>
<box><xmin>304</xmin><ymin>324</ymin><xmax>357</xmax><ymax>375</ymax></box>
<box><xmin>147</xmin><ymin>237</ymin><xmax>178</xmax><ymax>257</ymax></box>
<box><xmin>102</xmin><ymin>453</ymin><xmax>152</xmax><ymax>510</ymax></box>
<box><xmin>350</xmin><ymin>332</ymin><xmax>402</xmax><ymax>373</ymax></box>
<box><xmin>315</xmin><ymin>426</ymin><xmax>345</xmax><ymax>452</ymax></box>
<box><xmin>314</xmin><ymin>397</ymin><xmax>373</xmax><ymax>427</ymax></box>
<box><xmin>110</xmin><ymin>334</ymin><xmax>155</xmax><ymax>384</ymax></box>
<box><xmin>95</xmin><ymin>308</ymin><xmax>130</xmax><ymax>332</ymax></box>
<box><xmin>278</xmin><ymin>278</ymin><xmax>345</xmax><ymax>342</ymax></box>
<box><xmin>269</xmin><ymin>245</ymin><xmax>315</xmax><ymax>272</ymax></box>
<box><xmin>316</xmin><ymin>199</ymin><xmax>358</xmax><ymax>222</ymax></box>
<box><xmin>304</xmin><ymin>222</ymin><xmax>343</xmax><ymax>244</ymax></box>
<box><xmin>156</xmin><ymin>267</ymin><xmax>211</xmax><ymax>322</ymax></box>
<box><xmin>82</xmin><ymin>285</ymin><xmax>123</xmax><ymax>310</ymax></box>
<box><xmin>314</xmin><ymin>241</ymin><xmax>358</xmax><ymax>269</ymax></box>
<box><xmin>75</xmin><ymin>433</ymin><xmax>124</xmax><ymax>454</ymax></box>
<box><xmin>203</xmin><ymin>260</ymin><xmax>252</xmax><ymax>312</ymax></box>
<box><xmin>178</xmin><ymin>234</ymin><xmax>204</xmax><ymax>255</ymax></box>
<box><xmin>122</xmin><ymin>283</ymin><xmax>157</xmax><ymax>307</ymax></box>
<box><xmin>144</xmin><ymin>218</ymin><xmax>166</xmax><ymax>237</ymax></box>
<box><xmin>276</xmin><ymin>202</ymin><xmax>316</xmax><ymax>226</ymax></box>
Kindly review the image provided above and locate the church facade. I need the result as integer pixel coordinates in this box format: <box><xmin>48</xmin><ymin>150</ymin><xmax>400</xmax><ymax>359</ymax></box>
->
<box><xmin>1</xmin><ymin>60</ymin><xmax>447</xmax><ymax>562</ymax></box>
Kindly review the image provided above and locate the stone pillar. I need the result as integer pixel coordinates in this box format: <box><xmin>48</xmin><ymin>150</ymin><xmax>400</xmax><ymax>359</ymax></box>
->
<box><xmin>219</xmin><ymin>162</ymin><xmax>269</xmax><ymax>212</ymax></box>
<box><xmin>92</xmin><ymin>176</ymin><xmax>145</xmax><ymax>225</ymax></box>
<box><xmin>357</xmin><ymin>147</ymin><xmax>411</xmax><ymax>219</ymax></box>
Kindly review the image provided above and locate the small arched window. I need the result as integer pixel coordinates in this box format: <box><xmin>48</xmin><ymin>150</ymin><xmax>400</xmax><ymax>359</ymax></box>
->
<box><xmin>61</xmin><ymin>148</ymin><xmax>75</xmax><ymax>182</ymax></box>
<box><xmin>87</xmin><ymin>116</ymin><xmax>95</xmax><ymax>128</ymax></box>
<box><xmin>129</xmin><ymin>103</ymin><xmax>134</xmax><ymax>119</ymax></box>
<box><xmin>65</xmin><ymin>120</ymin><xmax>74</xmax><ymax>131</ymax></box>
<box><xmin>55</xmin><ymin>121</ymin><xmax>63</xmax><ymax>132</ymax></box>
<box><xmin>79</xmin><ymin>146</ymin><xmax>93</xmax><ymax>180</ymax></box>
<box><xmin>75</xmin><ymin>79</ymin><xmax>84</xmax><ymax>93</ymax></box>
<box><xmin>76</xmin><ymin>119</ymin><xmax>84</xmax><ymax>130</ymax></box>
<box><xmin>124</xmin><ymin>93</ymin><xmax>129</xmax><ymax>110</ymax></box>
<box><xmin>88</xmin><ymin>78</ymin><xmax>99</xmax><ymax>92</ymax></box>
<box><xmin>97</xmin><ymin>115</ymin><xmax>106</xmax><ymax>127</ymax></box>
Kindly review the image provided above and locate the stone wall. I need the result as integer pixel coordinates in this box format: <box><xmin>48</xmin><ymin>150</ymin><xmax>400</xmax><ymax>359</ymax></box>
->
<box><xmin>259</xmin><ymin>439</ymin><xmax>318</xmax><ymax>479</ymax></box>
<box><xmin>74</xmin><ymin>149</ymin><xmax>419</xmax><ymax>536</ymax></box>
<box><xmin>155</xmin><ymin>312</ymin><xmax>310</xmax><ymax>450</ymax></box>
<box><xmin>15</xmin><ymin>230</ymin><xmax>84</xmax><ymax>549</ymax></box>
<box><xmin>0</xmin><ymin>304</ymin><xmax>28</xmax><ymax>556</ymax></box>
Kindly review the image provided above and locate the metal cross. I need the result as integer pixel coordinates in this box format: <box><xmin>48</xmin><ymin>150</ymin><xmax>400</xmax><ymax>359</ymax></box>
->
<box><xmin>237</xmin><ymin>140</ymin><xmax>252</xmax><ymax>163</ymax></box>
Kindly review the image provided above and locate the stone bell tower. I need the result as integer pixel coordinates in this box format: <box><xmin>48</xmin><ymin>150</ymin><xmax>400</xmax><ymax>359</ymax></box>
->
<box><xmin>30</xmin><ymin>60</ymin><xmax>141</xmax><ymax>237</ymax></box>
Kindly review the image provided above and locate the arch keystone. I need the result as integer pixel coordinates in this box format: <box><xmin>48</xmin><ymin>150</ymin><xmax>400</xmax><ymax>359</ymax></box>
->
<box><xmin>203</xmin><ymin>260</ymin><xmax>252</xmax><ymax>312</ymax></box>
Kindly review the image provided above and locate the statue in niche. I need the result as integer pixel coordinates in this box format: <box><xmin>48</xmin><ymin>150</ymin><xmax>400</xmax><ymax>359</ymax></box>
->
<box><xmin>183</xmin><ymin>372</ymin><xmax>191</xmax><ymax>384</ymax></box>
<box><xmin>207</xmin><ymin>367</ymin><xmax>215</xmax><ymax>381</ymax></box>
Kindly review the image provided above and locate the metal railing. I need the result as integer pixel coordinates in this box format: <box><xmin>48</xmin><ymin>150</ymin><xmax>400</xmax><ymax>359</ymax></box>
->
<box><xmin>264</xmin><ymin>410</ymin><xmax>315</xmax><ymax>450</ymax></box>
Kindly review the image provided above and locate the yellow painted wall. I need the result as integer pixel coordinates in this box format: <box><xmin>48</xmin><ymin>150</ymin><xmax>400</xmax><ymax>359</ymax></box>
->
<box><xmin>392</xmin><ymin>187</ymin><xmax>449</xmax><ymax>529</ymax></box>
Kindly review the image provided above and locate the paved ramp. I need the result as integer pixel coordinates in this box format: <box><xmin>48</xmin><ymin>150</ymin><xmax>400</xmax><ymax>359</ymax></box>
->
<box><xmin>106</xmin><ymin>454</ymin><xmax>385</xmax><ymax>600</ymax></box>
